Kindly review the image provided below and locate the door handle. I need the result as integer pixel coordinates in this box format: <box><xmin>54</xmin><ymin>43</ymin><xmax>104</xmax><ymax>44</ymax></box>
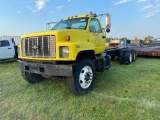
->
<box><xmin>8</xmin><ymin>48</ymin><xmax>11</xmax><ymax>49</ymax></box>
<box><xmin>102</xmin><ymin>36</ymin><xmax>106</xmax><ymax>39</ymax></box>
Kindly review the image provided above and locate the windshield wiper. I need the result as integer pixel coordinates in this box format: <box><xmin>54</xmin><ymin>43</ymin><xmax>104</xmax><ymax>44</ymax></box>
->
<box><xmin>64</xmin><ymin>27</ymin><xmax>77</xmax><ymax>29</ymax></box>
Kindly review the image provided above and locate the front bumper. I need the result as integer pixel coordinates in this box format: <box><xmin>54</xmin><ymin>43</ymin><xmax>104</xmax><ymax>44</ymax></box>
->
<box><xmin>17</xmin><ymin>60</ymin><xmax>73</xmax><ymax>77</ymax></box>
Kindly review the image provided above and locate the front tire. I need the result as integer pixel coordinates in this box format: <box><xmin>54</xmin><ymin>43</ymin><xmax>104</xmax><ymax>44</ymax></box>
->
<box><xmin>67</xmin><ymin>59</ymin><xmax>96</xmax><ymax>95</ymax></box>
<box><xmin>22</xmin><ymin>71</ymin><xmax>44</xmax><ymax>84</ymax></box>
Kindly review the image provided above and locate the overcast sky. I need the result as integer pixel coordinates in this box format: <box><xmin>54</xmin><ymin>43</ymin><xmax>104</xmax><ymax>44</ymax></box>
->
<box><xmin>0</xmin><ymin>0</ymin><xmax>160</xmax><ymax>39</ymax></box>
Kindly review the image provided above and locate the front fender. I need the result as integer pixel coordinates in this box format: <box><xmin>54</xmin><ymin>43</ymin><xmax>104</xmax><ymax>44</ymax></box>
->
<box><xmin>57</xmin><ymin>42</ymin><xmax>95</xmax><ymax>60</ymax></box>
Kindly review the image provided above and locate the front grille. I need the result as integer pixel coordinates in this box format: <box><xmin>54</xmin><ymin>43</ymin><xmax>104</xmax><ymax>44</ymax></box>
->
<box><xmin>22</xmin><ymin>36</ymin><xmax>56</xmax><ymax>58</ymax></box>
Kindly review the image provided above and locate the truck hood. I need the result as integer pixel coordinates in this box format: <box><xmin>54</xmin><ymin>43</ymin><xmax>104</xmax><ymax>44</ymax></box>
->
<box><xmin>21</xmin><ymin>29</ymin><xmax>88</xmax><ymax>43</ymax></box>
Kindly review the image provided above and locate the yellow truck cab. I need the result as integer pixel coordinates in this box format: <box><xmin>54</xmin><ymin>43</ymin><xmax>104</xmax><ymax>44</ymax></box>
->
<box><xmin>18</xmin><ymin>13</ymin><xmax>109</xmax><ymax>61</ymax></box>
<box><xmin>18</xmin><ymin>12</ymin><xmax>135</xmax><ymax>95</ymax></box>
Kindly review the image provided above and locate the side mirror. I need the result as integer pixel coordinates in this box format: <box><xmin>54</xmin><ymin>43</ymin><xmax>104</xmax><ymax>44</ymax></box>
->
<box><xmin>106</xmin><ymin>29</ymin><xmax>110</xmax><ymax>33</ymax></box>
<box><xmin>106</xmin><ymin>14</ymin><xmax>111</xmax><ymax>31</ymax></box>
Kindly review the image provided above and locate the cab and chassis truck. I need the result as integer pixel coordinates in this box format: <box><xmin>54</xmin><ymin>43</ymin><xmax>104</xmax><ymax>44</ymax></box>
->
<box><xmin>17</xmin><ymin>13</ymin><xmax>136</xmax><ymax>95</ymax></box>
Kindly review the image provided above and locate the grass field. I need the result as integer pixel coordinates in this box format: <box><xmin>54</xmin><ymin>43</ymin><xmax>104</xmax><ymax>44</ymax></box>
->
<box><xmin>0</xmin><ymin>57</ymin><xmax>160</xmax><ymax>120</ymax></box>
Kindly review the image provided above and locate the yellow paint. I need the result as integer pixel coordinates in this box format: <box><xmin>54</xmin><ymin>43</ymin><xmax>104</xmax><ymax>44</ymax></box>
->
<box><xmin>19</xmin><ymin>13</ymin><xmax>107</xmax><ymax>61</ymax></box>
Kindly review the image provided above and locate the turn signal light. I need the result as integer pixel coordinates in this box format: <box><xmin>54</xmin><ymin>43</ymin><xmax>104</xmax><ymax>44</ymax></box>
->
<box><xmin>64</xmin><ymin>35</ymin><xmax>70</xmax><ymax>42</ymax></box>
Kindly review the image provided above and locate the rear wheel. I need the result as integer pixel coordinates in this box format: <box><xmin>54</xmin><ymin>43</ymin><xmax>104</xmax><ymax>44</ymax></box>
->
<box><xmin>131</xmin><ymin>49</ymin><xmax>136</xmax><ymax>62</ymax></box>
<box><xmin>22</xmin><ymin>71</ymin><xmax>44</xmax><ymax>83</ymax></box>
<box><xmin>119</xmin><ymin>49</ymin><xmax>125</xmax><ymax>64</ymax></box>
<box><xmin>124</xmin><ymin>50</ymin><xmax>132</xmax><ymax>64</ymax></box>
<box><xmin>67</xmin><ymin>59</ymin><xmax>96</xmax><ymax>95</ymax></box>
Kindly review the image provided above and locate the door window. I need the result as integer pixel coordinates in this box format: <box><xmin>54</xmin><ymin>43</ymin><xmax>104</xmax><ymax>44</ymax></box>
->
<box><xmin>0</xmin><ymin>40</ymin><xmax>10</xmax><ymax>47</ymax></box>
<box><xmin>90</xmin><ymin>18</ymin><xmax>102</xmax><ymax>33</ymax></box>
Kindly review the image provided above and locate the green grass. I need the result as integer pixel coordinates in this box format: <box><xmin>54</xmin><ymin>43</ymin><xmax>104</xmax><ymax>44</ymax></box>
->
<box><xmin>0</xmin><ymin>57</ymin><xmax>160</xmax><ymax>120</ymax></box>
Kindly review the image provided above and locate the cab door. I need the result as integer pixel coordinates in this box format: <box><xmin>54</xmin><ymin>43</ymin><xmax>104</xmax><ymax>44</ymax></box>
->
<box><xmin>0</xmin><ymin>40</ymin><xmax>15</xmax><ymax>60</ymax></box>
<box><xmin>88</xmin><ymin>18</ymin><xmax>106</xmax><ymax>54</ymax></box>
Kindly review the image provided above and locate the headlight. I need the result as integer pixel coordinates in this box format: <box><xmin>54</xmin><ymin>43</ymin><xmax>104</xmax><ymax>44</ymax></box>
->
<box><xmin>62</xmin><ymin>47</ymin><xmax>69</xmax><ymax>54</ymax></box>
<box><xmin>59</xmin><ymin>46</ymin><xmax>69</xmax><ymax>58</ymax></box>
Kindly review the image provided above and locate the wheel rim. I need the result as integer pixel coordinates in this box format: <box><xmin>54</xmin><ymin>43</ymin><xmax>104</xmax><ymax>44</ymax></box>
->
<box><xmin>129</xmin><ymin>53</ymin><xmax>132</xmax><ymax>62</ymax></box>
<box><xmin>79</xmin><ymin>65</ymin><xmax>93</xmax><ymax>89</ymax></box>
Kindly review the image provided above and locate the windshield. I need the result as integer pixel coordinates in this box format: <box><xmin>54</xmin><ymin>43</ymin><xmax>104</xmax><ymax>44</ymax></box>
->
<box><xmin>52</xmin><ymin>17</ymin><xmax>88</xmax><ymax>30</ymax></box>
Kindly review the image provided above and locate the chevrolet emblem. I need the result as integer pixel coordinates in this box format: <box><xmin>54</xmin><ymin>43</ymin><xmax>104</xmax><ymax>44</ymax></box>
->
<box><xmin>32</xmin><ymin>44</ymin><xmax>38</xmax><ymax>49</ymax></box>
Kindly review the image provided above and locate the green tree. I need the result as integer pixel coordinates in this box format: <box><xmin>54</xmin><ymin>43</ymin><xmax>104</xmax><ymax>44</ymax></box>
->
<box><xmin>120</xmin><ymin>37</ymin><xmax>127</xmax><ymax>40</ymax></box>
<box><xmin>146</xmin><ymin>35</ymin><xmax>154</xmax><ymax>41</ymax></box>
<box><xmin>146</xmin><ymin>35</ymin><xmax>154</xmax><ymax>43</ymax></box>
<box><xmin>106</xmin><ymin>38</ymin><xmax>110</xmax><ymax>43</ymax></box>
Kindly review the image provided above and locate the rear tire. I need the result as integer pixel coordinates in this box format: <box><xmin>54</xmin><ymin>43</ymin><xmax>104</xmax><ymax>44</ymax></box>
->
<box><xmin>119</xmin><ymin>49</ymin><xmax>125</xmax><ymax>64</ymax></box>
<box><xmin>124</xmin><ymin>49</ymin><xmax>132</xmax><ymax>64</ymax></box>
<box><xmin>22</xmin><ymin>71</ymin><xmax>44</xmax><ymax>83</ymax></box>
<box><xmin>66</xmin><ymin>59</ymin><xmax>96</xmax><ymax>95</ymax></box>
<box><xmin>131</xmin><ymin>49</ymin><xmax>136</xmax><ymax>62</ymax></box>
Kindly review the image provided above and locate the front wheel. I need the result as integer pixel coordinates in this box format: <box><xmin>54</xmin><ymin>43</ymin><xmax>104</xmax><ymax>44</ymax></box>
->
<box><xmin>67</xmin><ymin>59</ymin><xmax>96</xmax><ymax>95</ymax></box>
<box><xmin>22</xmin><ymin>71</ymin><xmax>44</xmax><ymax>84</ymax></box>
